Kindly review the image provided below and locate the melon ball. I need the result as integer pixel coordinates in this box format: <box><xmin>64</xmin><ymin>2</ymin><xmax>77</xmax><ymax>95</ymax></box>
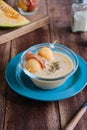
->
<box><xmin>38</xmin><ymin>47</ymin><xmax>53</xmax><ymax>60</ymax></box>
<box><xmin>18</xmin><ymin>0</ymin><xmax>28</xmax><ymax>11</ymax></box>
<box><xmin>25</xmin><ymin>58</ymin><xmax>41</xmax><ymax>73</ymax></box>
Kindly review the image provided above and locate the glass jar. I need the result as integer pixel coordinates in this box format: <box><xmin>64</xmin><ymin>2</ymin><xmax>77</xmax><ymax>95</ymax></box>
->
<box><xmin>17</xmin><ymin>0</ymin><xmax>39</xmax><ymax>15</ymax></box>
<box><xmin>71</xmin><ymin>0</ymin><xmax>87</xmax><ymax>32</ymax></box>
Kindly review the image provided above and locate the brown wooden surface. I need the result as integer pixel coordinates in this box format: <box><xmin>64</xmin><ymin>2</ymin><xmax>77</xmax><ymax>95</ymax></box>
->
<box><xmin>0</xmin><ymin>0</ymin><xmax>87</xmax><ymax>130</ymax></box>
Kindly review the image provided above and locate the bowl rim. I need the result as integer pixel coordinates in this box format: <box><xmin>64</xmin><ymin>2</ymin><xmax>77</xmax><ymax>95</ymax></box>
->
<box><xmin>20</xmin><ymin>43</ymin><xmax>79</xmax><ymax>81</ymax></box>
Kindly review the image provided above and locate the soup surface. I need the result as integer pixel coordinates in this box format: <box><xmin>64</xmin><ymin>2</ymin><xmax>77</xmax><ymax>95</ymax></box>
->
<box><xmin>34</xmin><ymin>51</ymin><xmax>73</xmax><ymax>78</ymax></box>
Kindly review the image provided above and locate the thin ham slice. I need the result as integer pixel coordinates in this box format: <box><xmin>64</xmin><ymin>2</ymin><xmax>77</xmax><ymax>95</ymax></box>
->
<box><xmin>25</xmin><ymin>52</ymin><xmax>47</xmax><ymax>68</ymax></box>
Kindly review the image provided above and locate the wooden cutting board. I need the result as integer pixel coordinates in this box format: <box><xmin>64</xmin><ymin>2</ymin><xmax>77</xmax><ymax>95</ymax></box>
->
<box><xmin>0</xmin><ymin>13</ymin><xmax>49</xmax><ymax>45</ymax></box>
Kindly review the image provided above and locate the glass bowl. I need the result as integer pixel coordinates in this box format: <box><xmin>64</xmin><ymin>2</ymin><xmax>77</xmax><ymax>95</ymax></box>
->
<box><xmin>19</xmin><ymin>43</ymin><xmax>79</xmax><ymax>89</ymax></box>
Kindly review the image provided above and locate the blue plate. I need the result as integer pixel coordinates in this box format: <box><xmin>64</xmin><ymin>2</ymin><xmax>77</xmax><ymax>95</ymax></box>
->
<box><xmin>6</xmin><ymin>52</ymin><xmax>87</xmax><ymax>101</ymax></box>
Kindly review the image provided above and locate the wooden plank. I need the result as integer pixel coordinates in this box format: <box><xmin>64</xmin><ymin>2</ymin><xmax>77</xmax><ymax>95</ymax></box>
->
<box><xmin>0</xmin><ymin>43</ymin><xmax>11</xmax><ymax>130</ymax></box>
<box><xmin>0</xmin><ymin>16</ymin><xmax>49</xmax><ymax>45</ymax></box>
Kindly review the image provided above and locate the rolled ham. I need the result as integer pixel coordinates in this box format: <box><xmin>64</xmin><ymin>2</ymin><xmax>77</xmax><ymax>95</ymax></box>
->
<box><xmin>25</xmin><ymin>52</ymin><xmax>48</xmax><ymax>69</ymax></box>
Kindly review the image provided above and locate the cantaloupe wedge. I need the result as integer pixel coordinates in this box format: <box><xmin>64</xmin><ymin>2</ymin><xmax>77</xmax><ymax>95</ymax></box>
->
<box><xmin>0</xmin><ymin>0</ymin><xmax>30</xmax><ymax>27</ymax></box>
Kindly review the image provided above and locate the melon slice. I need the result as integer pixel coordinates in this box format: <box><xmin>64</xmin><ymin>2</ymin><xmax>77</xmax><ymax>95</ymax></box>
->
<box><xmin>0</xmin><ymin>0</ymin><xmax>30</xmax><ymax>27</ymax></box>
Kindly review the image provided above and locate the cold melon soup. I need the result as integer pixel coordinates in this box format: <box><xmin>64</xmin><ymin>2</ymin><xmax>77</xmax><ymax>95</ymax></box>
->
<box><xmin>24</xmin><ymin>46</ymin><xmax>74</xmax><ymax>89</ymax></box>
<box><xmin>33</xmin><ymin>51</ymin><xmax>73</xmax><ymax>78</ymax></box>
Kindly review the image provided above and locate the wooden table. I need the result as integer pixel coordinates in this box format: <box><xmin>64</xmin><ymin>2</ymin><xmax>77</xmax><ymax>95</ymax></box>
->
<box><xmin>0</xmin><ymin>0</ymin><xmax>87</xmax><ymax>130</ymax></box>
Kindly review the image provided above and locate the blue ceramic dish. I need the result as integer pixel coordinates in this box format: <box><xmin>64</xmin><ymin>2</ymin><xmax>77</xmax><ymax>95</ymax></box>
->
<box><xmin>5</xmin><ymin>52</ymin><xmax>87</xmax><ymax>101</ymax></box>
